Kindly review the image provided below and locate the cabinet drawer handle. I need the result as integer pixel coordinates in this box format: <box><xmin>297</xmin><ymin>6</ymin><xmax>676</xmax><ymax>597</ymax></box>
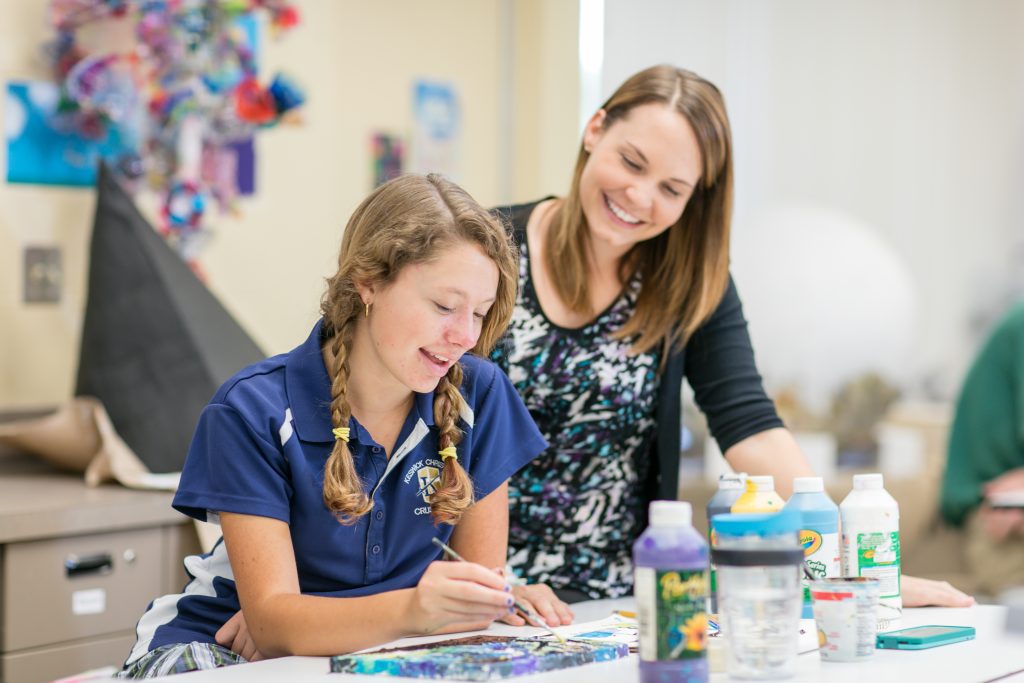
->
<box><xmin>65</xmin><ymin>552</ymin><xmax>113</xmax><ymax>577</ymax></box>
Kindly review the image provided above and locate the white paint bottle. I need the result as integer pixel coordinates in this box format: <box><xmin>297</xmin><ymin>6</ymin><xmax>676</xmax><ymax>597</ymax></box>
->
<box><xmin>840</xmin><ymin>473</ymin><xmax>902</xmax><ymax>618</ymax></box>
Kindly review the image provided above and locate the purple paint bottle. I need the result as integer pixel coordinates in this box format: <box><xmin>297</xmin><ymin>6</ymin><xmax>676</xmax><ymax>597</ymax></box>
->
<box><xmin>633</xmin><ymin>501</ymin><xmax>709</xmax><ymax>683</ymax></box>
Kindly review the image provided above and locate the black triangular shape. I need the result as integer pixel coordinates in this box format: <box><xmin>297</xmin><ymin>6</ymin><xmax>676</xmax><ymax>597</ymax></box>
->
<box><xmin>75</xmin><ymin>163</ymin><xmax>265</xmax><ymax>473</ymax></box>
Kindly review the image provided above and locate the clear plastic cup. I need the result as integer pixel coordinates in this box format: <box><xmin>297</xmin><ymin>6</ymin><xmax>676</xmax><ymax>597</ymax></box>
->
<box><xmin>810</xmin><ymin>577</ymin><xmax>880</xmax><ymax>662</ymax></box>
<box><xmin>711</xmin><ymin>509</ymin><xmax>804</xmax><ymax>680</ymax></box>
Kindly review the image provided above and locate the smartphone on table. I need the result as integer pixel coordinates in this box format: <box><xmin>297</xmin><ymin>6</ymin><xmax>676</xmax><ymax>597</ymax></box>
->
<box><xmin>876</xmin><ymin>625</ymin><xmax>976</xmax><ymax>650</ymax></box>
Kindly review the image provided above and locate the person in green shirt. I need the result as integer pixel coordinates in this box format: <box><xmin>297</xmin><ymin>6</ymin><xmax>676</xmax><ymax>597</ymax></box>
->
<box><xmin>941</xmin><ymin>301</ymin><xmax>1024</xmax><ymax>596</ymax></box>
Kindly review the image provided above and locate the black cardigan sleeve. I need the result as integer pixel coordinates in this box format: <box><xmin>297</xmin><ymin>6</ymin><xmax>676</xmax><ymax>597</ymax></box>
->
<box><xmin>652</xmin><ymin>277</ymin><xmax>784</xmax><ymax>500</ymax></box>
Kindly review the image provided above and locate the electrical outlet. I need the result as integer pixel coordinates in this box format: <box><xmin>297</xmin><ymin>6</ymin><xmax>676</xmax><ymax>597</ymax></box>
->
<box><xmin>24</xmin><ymin>246</ymin><xmax>62</xmax><ymax>304</ymax></box>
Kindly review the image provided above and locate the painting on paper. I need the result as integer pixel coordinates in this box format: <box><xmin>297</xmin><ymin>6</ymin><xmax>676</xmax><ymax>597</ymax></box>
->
<box><xmin>330</xmin><ymin>635</ymin><xmax>628</xmax><ymax>681</ymax></box>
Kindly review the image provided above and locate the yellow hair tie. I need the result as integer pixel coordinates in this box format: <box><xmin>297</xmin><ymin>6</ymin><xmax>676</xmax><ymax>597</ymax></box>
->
<box><xmin>438</xmin><ymin>446</ymin><xmax>458</xmax><ymax>462</ymax></box>
<box><xmin>333</xmin><ymin>427</ymin><xmax>350</xmax><ymax>443</ymax></box>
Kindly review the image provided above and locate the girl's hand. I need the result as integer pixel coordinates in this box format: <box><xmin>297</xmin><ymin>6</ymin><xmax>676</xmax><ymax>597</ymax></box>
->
<box><xmin>215</xmin><ymin>609</ymin><xmax>264</xmax><ymax>662</ymax></box>
<box><xmin>501</xmin><ymin>582</ymin><xmax>574</xmax><ymax>627</ymax></box>
<box><xmin>409</xmin><ymin>560</ymin><xmax>513</xmax><ymax>634</ymax></box>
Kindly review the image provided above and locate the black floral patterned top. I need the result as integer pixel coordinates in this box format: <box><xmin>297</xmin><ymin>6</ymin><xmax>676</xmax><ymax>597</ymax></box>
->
<box><xmin>490</xmin><ymin>232</ymin><xmax>661</xmax><ymax>600</ymax></box>
<box><xmin>490</xmin><ymin>200</ymin><xmax>784</xmax><ymax>599</ymax></box>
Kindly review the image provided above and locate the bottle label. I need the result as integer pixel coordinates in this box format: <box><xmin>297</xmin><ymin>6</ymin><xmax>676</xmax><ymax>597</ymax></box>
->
<box><xmin>800</xmin><ymin>529</ymin><xmax>841</xmax><ymax>602</ymax></box>
<box><xmin>635</xmin><ymin>566</ymin><xmax>708</xmax><ymax>662</ymax></box>
<box><xmin>855</xmin><ymin>531</ymin><xmax>901</xmax><ymax>598</ymax></box>
<box><xmin>708</xmin><ymin>529</ymin><xmax>718</xmax><ymax>606</ymax></box>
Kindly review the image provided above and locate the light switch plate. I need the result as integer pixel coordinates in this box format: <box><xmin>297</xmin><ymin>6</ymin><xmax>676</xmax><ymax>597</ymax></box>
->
<box><xmin>24</xmin><ymin>246</ymin><xmax>62</xmax><ymax>304</ymax></box>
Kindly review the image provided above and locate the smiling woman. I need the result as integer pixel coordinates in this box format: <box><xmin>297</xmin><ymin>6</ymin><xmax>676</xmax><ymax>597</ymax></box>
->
<box><xmin>489</xmin><ymin>64</ymin><xmax>973</xmax><ymax>621</ymax></box>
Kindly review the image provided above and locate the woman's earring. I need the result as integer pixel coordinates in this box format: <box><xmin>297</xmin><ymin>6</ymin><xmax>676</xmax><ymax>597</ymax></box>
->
<box><xmin>364</xmin><ymin>302</ymin><xmax>370</xmax><ymax>318</ymax></box>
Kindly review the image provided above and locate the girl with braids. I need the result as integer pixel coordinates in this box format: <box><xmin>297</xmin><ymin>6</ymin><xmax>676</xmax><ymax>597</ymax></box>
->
<box><xmin>118</xmin><ymin>174</ymin><xmax>546</xmax><ymax>678</ymax></box>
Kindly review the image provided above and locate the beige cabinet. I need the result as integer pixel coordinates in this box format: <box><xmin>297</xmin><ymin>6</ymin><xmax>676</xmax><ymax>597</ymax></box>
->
<box><xmin>0</xmin><ymin>452</ymin><xmax>201</xmax><ymax>683</ymax></box>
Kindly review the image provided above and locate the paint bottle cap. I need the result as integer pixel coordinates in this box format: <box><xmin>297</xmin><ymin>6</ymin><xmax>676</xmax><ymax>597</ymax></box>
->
<box><xmin>649</xmin><ymin>500</ymin><xmax>692</xmax><ymax>527</ymax></box>
<box><xmin>718</xmin><ymin>474</ymin><xmax>745</xmax><ymax>491</ymax></box>
<box><xmin>750</xmin><ymin>475</ymin><xmax>775</xmax><ymax>491</ymax></box>
<box><xmin>793</xmin><ymin>476</ymin><xmax>824</xmax><ymax>493</ymax></box>
<box><xmin>853</xmin><ymin>473</ymin><xmax>884</xmax><ymax>490</ymax></box>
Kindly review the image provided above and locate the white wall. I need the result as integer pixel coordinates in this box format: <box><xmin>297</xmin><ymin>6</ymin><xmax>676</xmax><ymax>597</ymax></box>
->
<box><xmin>603</xmin><ymin>0</ymin><xmax>1024</xmax><ymax>402</ymax></box>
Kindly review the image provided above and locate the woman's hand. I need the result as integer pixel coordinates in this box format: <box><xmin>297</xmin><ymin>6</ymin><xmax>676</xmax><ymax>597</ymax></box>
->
<box><xmin>901</xmin><ymin>574</ymin><xmax>975</xmax><ymax>607</ymax></box>
<box><xmin>409</xmin><ymin>560</ymin><xmax>513</xmax><ymax>635</ymax></box>
<box><xmin>500</xmin><ymin>583</ymin><xmax>574</xmax><ymax>627</ymax></box>
<box><xmin>215</xmin><ymin>610</ymin><xmax>263</xmax><ymax>662</ymax></box>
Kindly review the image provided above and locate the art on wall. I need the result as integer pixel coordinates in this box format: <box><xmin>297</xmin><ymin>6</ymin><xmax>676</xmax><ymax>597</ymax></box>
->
<box><xmin>5</xmin><ymin>80</ymin><xmax>137</xmax><ymax>186</ymax></box>
<box><xmin>330</xmin><ymin>635</ymin><xmax>629</xmax><ymax>681</ymax></box>
<box><xmin>11</xmin><ymin>0</ymin><xmax>305</xmax><ymax>259</ymax></box>
<box><xmin>410</xmin><ymin>79</ymin><xmax>460</xmax><ymax>180</ymax></box>
<box><xmin>371</xmin><ymin>132</ymin><xmax>404</xmax><ymax>189</ymax></box>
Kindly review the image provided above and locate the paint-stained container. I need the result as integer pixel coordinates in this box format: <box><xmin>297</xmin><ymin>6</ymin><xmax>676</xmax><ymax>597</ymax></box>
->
<box><xmin>840</xmin><ymin>473</ymin><xmax>902</xmax><ymax>618</ymax></box>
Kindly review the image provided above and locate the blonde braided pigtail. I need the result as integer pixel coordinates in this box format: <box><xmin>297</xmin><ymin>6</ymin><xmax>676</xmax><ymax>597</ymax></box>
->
<box><xmin>429</xmin><ymin>361</ymin><xmax>474</xmax><ymax>525</ymax></box>
<box><xmin>321</xmin><ymin>323</ymin><xmax>373</xmax><ymax>524</ymax></box>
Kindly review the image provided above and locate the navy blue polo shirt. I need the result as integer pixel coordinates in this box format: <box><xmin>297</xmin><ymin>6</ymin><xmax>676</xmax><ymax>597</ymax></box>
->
<box><xmin>124</xmin><ymin>320</ymin><xmax>546</xmax><ymax>664</ymax></box>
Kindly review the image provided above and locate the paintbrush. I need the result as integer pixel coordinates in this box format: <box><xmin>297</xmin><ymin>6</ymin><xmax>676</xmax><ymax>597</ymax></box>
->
<box><xmin>430</xmin><ymin>537</ymin><xmax>566</xmax><ymax>643</ymax></box>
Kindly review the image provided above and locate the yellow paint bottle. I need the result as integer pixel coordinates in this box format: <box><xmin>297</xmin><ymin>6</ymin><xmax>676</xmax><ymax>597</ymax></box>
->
<box><xmin>730</xmin><ymin>475</ymin><xmax>785</xmax><ymax>514</ymax></box>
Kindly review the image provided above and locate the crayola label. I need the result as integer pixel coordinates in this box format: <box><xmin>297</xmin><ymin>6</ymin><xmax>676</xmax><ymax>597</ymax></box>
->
<box><xmin>799</xmin><ymin>528</ymin><xmax>841</xmax><ymax>602</ymax></box>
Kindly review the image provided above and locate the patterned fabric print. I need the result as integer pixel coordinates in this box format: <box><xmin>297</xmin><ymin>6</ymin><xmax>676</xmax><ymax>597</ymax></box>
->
<box><xmin>117</xmin><ymin>642</ymin><xmax>246</xmax><ymax>679</ymax></box>
<box><xmin>490</xmin><ymin>241</ymin><xmax>661</xmax><ymax>599</ymax></box>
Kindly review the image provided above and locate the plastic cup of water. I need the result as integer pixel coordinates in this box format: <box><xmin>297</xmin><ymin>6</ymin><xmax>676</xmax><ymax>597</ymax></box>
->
<box><xmin>712</xmin><ymin>509</ymin><xmax>804</xmax><ymax>680</ymax></box>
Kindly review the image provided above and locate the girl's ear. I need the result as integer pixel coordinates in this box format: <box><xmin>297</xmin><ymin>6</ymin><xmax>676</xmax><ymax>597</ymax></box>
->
<box><xmin>354</xmin><ymin>280</ymin><xmax>376</xmax><ymax>307</ymax></box>
<box><xmin>582</xmin><ymin>109</ymin><xmax>608</xmax><ymax>153</ymax></box>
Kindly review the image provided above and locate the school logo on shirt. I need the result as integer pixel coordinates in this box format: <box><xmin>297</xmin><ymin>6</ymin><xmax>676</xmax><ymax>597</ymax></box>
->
<box><xmin>417</xmin><ymin>466</ymin><xmax>441</xmax><ymax>502</ymax></box>
<box><xmin>404</xmin><ymin>458</ymin><xmax>444</xmax><ymax>515</ymax></box>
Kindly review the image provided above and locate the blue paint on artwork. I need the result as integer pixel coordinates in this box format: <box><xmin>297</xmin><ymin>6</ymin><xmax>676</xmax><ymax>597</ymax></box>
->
<box><xmin>330</xmin><ymin>637</ymin><xmax>629</xmax><ymax>681</ymax></box>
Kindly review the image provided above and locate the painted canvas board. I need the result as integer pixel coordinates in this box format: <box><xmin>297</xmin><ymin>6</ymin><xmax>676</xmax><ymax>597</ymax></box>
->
<box><xmin>329</xmin><ymin>635</ymin><xmax>629</xmax><ymax>681</ymax></box>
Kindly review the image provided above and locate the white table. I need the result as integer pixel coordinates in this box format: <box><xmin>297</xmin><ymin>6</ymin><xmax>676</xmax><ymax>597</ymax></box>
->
<box><xmin>147</xmin><ymin>599</ymin><xmax>1024</xmax><ymax>682</ymax></box>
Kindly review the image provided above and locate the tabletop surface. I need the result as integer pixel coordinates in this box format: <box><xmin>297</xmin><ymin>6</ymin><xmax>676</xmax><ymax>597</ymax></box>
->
<box><xmin>142</xmin><ymin>598</ymin><xmax>1024</xmax><ymax>683</ymax></box>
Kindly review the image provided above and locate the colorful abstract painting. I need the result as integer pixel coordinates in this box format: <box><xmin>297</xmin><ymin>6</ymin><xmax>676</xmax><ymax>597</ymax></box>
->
<box><xmin>329</xmin><ymin>635</ymin><xmax>629</xmax><ymax>681</ymax></box>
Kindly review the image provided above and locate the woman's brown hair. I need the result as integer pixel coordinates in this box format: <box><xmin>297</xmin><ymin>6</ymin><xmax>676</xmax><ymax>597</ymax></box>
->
<box><xmin>546</xmin><ymin>64</ymin><xmax>734</xmax><ymax>357</ymax></box>
<box><xmin>319</xmin><ymin>174</ymin><xmax>518</xmax><ymax>525</ymax></box>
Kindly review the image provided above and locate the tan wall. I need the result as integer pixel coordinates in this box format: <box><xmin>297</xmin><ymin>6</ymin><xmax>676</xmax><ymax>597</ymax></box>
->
<box><xmin>0</xmin><ymin>1</ymin><xmax>581</xmax><ymax>409</ymax></box>
<box><xmin>511</xmin><ymin>0</ymin><xmax>581</xmax><ymax>202</ymax></box>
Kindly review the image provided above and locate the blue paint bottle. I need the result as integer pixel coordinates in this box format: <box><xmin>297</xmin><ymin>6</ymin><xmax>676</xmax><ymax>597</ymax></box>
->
<box><xmin>784</xmin><ymin>476</ymin><xmax>840</xmax><ymax>617</ymax></box>
<box><xmin>634</xmin><ymin>501</ymin><xmax>709</xmax><ymax>683</ymax></box>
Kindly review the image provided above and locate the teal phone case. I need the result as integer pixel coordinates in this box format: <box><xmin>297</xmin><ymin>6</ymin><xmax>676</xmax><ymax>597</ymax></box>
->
<box><xmin>876</xmin><ymin>625</ymin><xmax>976</xmax><ymax>650</ymax></box>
